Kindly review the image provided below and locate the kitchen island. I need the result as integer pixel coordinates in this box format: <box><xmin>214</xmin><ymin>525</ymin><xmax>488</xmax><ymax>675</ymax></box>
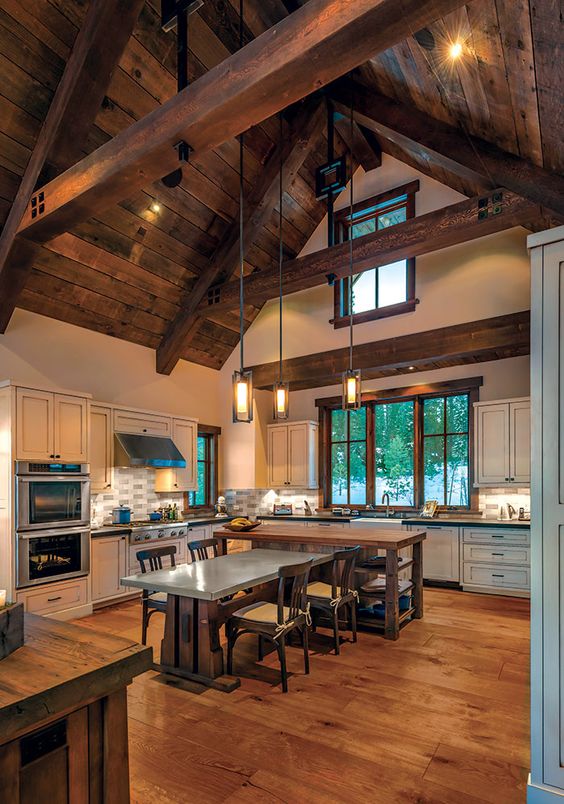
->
<box><xmin>0</xmin><ymin>613</ymin><xmax>151</xmax><ymax>802</ymax></box>
<box><xmin>214</xmin><ymin>523</ymin><xmax>426</xmax><ymax>640</ymax></box>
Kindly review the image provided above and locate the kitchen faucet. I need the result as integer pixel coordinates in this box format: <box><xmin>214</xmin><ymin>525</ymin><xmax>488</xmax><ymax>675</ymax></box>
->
<box><xmin>381</xmin><ymin>492</ymin><xmax>391</xmax><ymax>517</ymax></box>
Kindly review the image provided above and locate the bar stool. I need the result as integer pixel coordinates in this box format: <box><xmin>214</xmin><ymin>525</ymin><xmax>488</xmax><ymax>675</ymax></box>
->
<box><xmin>136</xmin><ymin>544</ymin><xmax>177</xmax><ymax>645</ymax></box>
<box><xmin>307</xmin><ymin>545</ymin><xmax>360</xmax><ymax>654</ymax></box>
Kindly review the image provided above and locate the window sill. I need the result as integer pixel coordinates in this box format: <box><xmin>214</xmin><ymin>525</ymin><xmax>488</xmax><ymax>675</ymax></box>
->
<box><xmin>331</xmin><ymin>299</ymin><xmax>417</xmax><ymax>329</ymax></box>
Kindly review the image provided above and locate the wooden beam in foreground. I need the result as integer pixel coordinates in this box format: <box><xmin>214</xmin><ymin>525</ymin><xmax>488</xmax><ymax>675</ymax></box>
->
<box><xmin>330</xmin><ymin>79</ymin><xmax>564</xmax><ymax>220</ymax></box>
<box><xmin>156</xmin><ymin>98</ymin><xmax>325</xmax><ymax>375</ymax></box>
<box><xmin>0</xmin><ymin>0</ymin><xmax>144</xmax><ymax>333</ymax></box>
<box><xmin>247</xmin><ymin>311</ymin><xmax>530</xmax><ymax>391</ymax></box>
<box><xmin>15</xmin><ymin>0</ymin><xmax>470</xmax><ymax>245</ymax></box>
<box><xmin>198</xmin><ymin>190</ymin><xmax>542</xmax><ymax>314</ymax></box>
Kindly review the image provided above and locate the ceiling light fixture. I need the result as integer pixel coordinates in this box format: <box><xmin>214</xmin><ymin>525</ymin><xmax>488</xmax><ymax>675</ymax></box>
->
<box><xmin>342</xmin><ymin>87</ymin><xmax>361</xmax><ymax>412</ymax></box>
<box><xmin>449</xmin><ymin>40</ymin><xmax>463</xmax><ymax>60</ymax></box>
<box><xmin>273</xmin><ymin>113</ymin><xmax>289</xmax><ymax>421</ymax></box>
<box><xmin>232</xmin><ymin>0</ymin><xmax>253</xmax><ymax>424</ymax></box>
<box><xmin>149</xmin><ymin>201</ymin><xmax>161</xmax><ymax>214</ymax></box>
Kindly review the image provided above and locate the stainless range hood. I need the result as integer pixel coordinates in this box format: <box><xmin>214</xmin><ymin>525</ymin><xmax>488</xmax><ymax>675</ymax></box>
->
<box><xmin>114</xmin><ymin>433</ymin><xmax>187</xmax><ymax>468</ymax></box>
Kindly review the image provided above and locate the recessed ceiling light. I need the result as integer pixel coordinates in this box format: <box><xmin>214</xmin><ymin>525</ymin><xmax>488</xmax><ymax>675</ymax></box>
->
<box><xmin>149</xmin><ymin>201</ymin><xmax>161</xmax><ymax>214</ymax></box>
<box><xmin>408</xmin><ymin>366</ymin><xmax>416</xmax><ymax>371</ymax></box>
<box><xmin>449</xmin><ymin>41</ymin><xmax>463</xmax><ymax>60</ymax></box>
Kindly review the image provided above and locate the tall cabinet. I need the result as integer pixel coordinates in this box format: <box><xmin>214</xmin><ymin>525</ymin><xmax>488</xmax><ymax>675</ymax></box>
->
<box><xmin>529</xmin><ymin>225</ymin><xmax>564</xmax><ymax>801</ymax></box>
<box><xmin>474</xmin><ymin>398</ymin><xmax>530</xmax><ymax>486</ymax></box>
<box><xmin>267</xmin><ymin>421</ymin><xmax>318</xmax><ymax>489</ymax></box>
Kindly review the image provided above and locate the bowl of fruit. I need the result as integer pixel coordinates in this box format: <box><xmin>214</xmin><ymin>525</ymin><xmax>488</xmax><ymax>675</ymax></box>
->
<box><xmin>224</xmin><ymin>517</ymin><xmax>262</xmax><ymax>532</ymax></box>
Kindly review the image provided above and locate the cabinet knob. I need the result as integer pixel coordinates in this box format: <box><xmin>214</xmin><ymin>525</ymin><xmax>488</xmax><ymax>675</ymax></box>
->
<box><xmin>143</xmin><ymin>428</ymin><xmax>147</xmax><ymax>433</ymax></box>
<box><xmin>505</xmin><ymin>477</ymin><xmax>509</xmax><ymax>481</ymax></box>
<box><xmin>50</xmin><ymin>454</ymin><xmax>54</xmax><ymax>459</ymax></box>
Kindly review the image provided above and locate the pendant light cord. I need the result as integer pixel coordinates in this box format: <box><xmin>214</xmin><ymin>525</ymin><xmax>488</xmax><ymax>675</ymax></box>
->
<box><xmin>279</xmin><ymin>113</ymin><xmax>283</xmax><ymax>384</ymax></box>
<box><xmin>348</xmin><ymin>86</ymin><xmax>355</xmax><ymax>372</ymax></box>
<box><xmin>238</xmin><ymin>0</ymin><xmax>245</xmax><ymax>373</ymax></box>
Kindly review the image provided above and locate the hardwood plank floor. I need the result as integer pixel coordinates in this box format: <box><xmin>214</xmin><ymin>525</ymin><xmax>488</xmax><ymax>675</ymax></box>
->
<box><xmin>74</xmin><ymin>588</ymin><xmax>530</xmax><ymax>803</ymax></box>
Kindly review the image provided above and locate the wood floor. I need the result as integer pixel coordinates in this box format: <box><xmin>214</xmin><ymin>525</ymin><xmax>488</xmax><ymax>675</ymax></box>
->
<box><xmin>75</xmin><ymin>588</ymin><xmax>530</xmax><ymax>804</ymax></box>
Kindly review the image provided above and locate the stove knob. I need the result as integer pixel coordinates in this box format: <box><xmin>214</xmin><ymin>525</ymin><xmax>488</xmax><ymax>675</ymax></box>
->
<box><xmin>170</xmin><ymin>531</ymin><xmax>177</xmax><ymax>537</ymax></box>
<box><xmin>158</xmin><ymin>530</ymin><xmax>165</xmax><ymax>539</ymax></box>
<box><xmin>145</xmin><ymin>534</ymin><xmax>151</xmax><ymax>541</ymax></box>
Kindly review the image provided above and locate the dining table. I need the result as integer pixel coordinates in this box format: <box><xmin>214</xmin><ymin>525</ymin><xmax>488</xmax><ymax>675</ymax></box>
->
<box><xmin>121</xmin><ymin>548</ymin><xmax>332</xmax><ymax>692</ymax></box>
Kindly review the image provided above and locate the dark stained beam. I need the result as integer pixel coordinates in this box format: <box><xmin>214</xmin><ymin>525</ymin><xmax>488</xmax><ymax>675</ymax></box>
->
<box><xmin>247</xmin><ymin>311</ymin><xmax>530</xmax><ymax>391</ymax></box>
<box><xmin>198</xmin><ymin>190</ymin><xmax>544</xmax><ymax>314</ymax></box>
<box><xmin>330</xmin><ymin>78</ymin><xmax>564</xmax><ymax>219</ymax></box>
<box><xmin>16</xmin><ymin>0</ymin><xmax>471</xmax><ymax>245</ymax></box>
<box><xmin>334</xmin><ymin>115</ymin><xmax>382</xmax><ymax>172</ymax></box>
<box><xmin>0</xmin><ymin>0</ymin><xmax>144</xmax><ymax>333</ymax></box>
<box><xmin>156</xmin><ymin>98</ymin><xmax>325</xmax><ymax>375</ymax></box>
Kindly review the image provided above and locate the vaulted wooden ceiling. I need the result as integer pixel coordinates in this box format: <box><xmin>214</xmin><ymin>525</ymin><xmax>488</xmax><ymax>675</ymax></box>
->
<box><xmin>0</xmin><ymin>0</ymin><xmax>560</xmax><ymax>373</ymax></box>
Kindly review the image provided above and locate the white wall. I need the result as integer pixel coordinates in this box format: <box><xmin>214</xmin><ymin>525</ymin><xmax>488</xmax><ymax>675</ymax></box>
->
<box><xmin>0</xmin><ymin>309</ymin><xmax>222</xmax><ymax>424</ymax></box>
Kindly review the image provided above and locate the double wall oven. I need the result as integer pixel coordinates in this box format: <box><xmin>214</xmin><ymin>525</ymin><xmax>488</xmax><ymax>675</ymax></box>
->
<box><xmin>16</xmin><ymin>462</ymin><xmax>91</xmax><ymax>588</ymax></box>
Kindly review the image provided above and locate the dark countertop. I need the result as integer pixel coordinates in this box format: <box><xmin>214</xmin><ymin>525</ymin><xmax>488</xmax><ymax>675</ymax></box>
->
<box><xmin>91</xmin><ymin>516</ymin><xmax>233</xmax><ymax>537</ymax></box>
<box><xmin>257</xmin><ymin>514</ymin><xmax>530</xmax><ymax>529</ymax></box>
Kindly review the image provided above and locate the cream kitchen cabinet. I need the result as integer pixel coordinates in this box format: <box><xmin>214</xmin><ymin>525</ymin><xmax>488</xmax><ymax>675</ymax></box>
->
<box><xmin>267</xmin><ymin>421</ymin><xmax>318</xmax><ymax>489</ymax></box>
<box><xmin>474</xmin><ymin>398</ymin><xmax>530</xmax><ymax>486</ymax></box>
<box><xmin>154</xmin><ymin>417</ymin><xmax>198</xmax><ymax>492</ymax></box>
<box><xmin>90</xmin><ymin>404</ymin><xmax>113</xmax><ymax>493</ymax></box>
<box><xmin>407</xmin><ymin>523</ymin><xmax>460</xmax><ymax>582</ymax></box>
<box><xmin>91</xmin><ymin>534</ymin><xmax>130</xmax><ymax>604</ymax></box>
<box><xmin>16</xmin><ymin>387</ymin><xmax>88</xmax><ymax>462</ymax></box>
<box><xmin>461</xmin><ymin>526</ymin><xmax>530</xmax><ymax>597</ymax></box>
<box><xmin>113</xmin><ymin>408</ymin><xmax>171</xmax><ymax>437</ymax></box>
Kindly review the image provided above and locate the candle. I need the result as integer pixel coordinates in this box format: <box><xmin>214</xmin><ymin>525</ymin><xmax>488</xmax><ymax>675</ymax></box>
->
<box><xmin>0</xmin><ymin>590</ymin><xmax>6</xmax><ymax>607</ymax></box>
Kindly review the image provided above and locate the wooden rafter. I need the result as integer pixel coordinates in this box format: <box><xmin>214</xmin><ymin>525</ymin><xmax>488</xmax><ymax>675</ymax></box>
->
<box><xmin>330</xmin><ymin>78</ymin><xmax>564</xmax><ymax>219</ymax></box>
<box><xmin>0</xmin><ymin>0</ymin><xmax>144</xmax><ymax>333</ymax></box>
<box><xmin>247</xmin><ymin>311</ymin><xmax>531</xmax><ymax>391</ymax></box>
<box><xmin>156</xmin><ymin>97</ymin><xmax>325</xmax><ymax>375</ymax></box>
<box><xmin>196</xmin><ymin>190</ymin><xmax>543</xmax><ymax>314</ymax></box>
<box><xmin>334</xmin><ymin>115</ymin><xmax>382</xmax><ymax>172</ymax></box>
<box><xmin>14</xmin><ymin>0</ymin><xmax>470</xmax><ymax>245</ymax></box>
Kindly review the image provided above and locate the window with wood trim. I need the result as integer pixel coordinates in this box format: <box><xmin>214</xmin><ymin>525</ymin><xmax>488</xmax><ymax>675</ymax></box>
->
<box><xmin>333</xmin><ymin>180</ymin><xmax>418</xmax><ymax>328</ymax></box>
<box><xmin>319</xmin><ymin>379</ymin><xmax>479</xmax><ymax>511</ymax></box>
<box><xmin>185</xmin><ymin>425</ymin><xmax>220</xmax><ymax>510</ymax></box>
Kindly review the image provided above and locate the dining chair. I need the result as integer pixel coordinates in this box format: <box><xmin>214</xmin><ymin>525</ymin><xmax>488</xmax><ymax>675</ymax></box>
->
<box><xmin>307</xmin><ymin>545</ymin><xmax>360</xmax><ymax>654</ymax></box>
<box><xmin>187</xmin><ymin>537</ymin><xmax>219</xmax><ymax>562</ymax></box>
<box><xmin>226</xmin><ymin>558</ymin><xmax>314</xmax><ymax>693</ymax></box>
<box><xmin>136</xmin><ymin>544</ymin><xmax>177</xmax><ymax>645</ymax></box>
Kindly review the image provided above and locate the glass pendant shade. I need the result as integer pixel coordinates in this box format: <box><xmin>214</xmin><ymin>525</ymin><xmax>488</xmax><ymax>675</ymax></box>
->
<box><xmin>232</xmin><ymin>369</ymin><xmax>253</xmax><ymax>423</ymax></box>
<box><xmin>273</xmin><ymin>381</ymin><xmax>289</xmax><ymax>420</ymax></box>
<box><xmin>342</xmin><ymin>368</ymin><xmax>362</xmax><ymax>411</ymax></box>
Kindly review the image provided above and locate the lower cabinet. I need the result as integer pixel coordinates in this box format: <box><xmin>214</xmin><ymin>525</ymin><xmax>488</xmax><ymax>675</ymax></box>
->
<box><xmin>412</xmin><ymin>524</ymin><xmax>460</xmax><ymax>583</ymax></box>
<box><xmin>91</xmin><ymin>535</ymin><xmax>130</xmax><ymax>604</ymax></box>
<box><xmin>16</xmin><ymin>578</ymin><xmax>89</xmax><ymax>619</ymax></box>
<box><xmin>461</xmin><ymin>526</ymin><xmax>530</xmax><ymax>597</ymax></box>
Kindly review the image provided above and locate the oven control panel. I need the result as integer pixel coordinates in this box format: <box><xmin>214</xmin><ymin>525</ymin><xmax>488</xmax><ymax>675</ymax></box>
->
<box><xmin>131</xmin><ymin>527</ymin><xmax>187</xmax><ymax>543</ymax></box>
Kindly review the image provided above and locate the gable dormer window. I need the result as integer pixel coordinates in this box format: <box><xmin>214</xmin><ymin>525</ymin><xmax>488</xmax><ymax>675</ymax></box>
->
<box><xmin>333</xmin><ymin>180</ymin><xmax>418</xmax><ymax>328</ymax></box>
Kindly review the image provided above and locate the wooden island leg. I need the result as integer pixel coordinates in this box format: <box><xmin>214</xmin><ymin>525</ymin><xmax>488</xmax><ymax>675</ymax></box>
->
<box><xmin>412</xmin><ymin>539</ymin><xmax>424</xmax><ymax>620</ymax></box>
<box><xmin>384</xmin><ymin>549</ymin><xmax>400</xmax><ymax>640</ymax></box>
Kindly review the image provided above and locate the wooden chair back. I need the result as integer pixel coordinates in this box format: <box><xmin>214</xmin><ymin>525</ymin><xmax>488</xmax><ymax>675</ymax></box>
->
<box><xmin>136</xmin><ymin>544</ymin><xmax>177</xmax><ymax>574</ymax></box>
<box><xmin>277</xmin><ymin>558</ymin><xmax>313</xmax><ymax>624</ymax></box>
<box><xmin>188</xmin><ymin>537</ymin><xmax>220</xmax><ymax>563</ymax></box>
<box><xmin>330</xmin><ymin>545</ymin><xmax>361</xmax><ymax>597</ymax></box>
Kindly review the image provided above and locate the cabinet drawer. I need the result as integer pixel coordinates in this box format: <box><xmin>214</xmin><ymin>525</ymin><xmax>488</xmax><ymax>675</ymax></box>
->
<box><xmin>17</xmin><ymin>578</ymin><xmax>88</xmax><ymax>614</ymax></box>
<box><xmin>462</xmin><ymin>527</ymin><xmax>530</xmax><ymax>546</ymax></box>
<box><xmin>113</xmin><ymin>409</ymin><xmax>171</xmax><ymax>436</ymax></box>
<box><xmin>463</xmin><ymin>544</ymin><xmax>530</xmax><ymax>565</ymax></box>
<box><xmin>463</xmin><ymin>563</ymin><xmax>530</xmax><ymax>589</ymax></box>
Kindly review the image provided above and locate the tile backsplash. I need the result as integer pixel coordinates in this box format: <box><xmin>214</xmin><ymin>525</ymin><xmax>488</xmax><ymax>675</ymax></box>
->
<box><xmin>91</xmin><ymin>468</ymin><xmax>184</xmax><ymax>526</ymax></box>
<box><xmin>222</xmin><ymin>488</ymin><xmax>320</xmax><ymax>517</ymax></box>
<box><xmin>478</xmin><ymin>487</ymin><xmax>531</xmax><ymax>519</ymax></box>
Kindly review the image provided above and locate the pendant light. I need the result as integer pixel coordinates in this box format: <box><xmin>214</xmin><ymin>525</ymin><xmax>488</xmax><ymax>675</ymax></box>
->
<box><xmin>342</xmin><ymin>92</ymin><xmax>361</xmax><ymax>411</ymax></box>
<box><xmin>232</xmin><ymin>0</ymin><xmax>253</xmax><ymax>423</ymax></box>
<box><xmin>273</xmin><ymin>113</ymin><xmax>289</xmax><ymax>420</ymax></box>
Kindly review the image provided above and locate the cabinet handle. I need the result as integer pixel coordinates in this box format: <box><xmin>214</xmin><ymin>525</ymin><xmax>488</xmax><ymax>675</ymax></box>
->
<box><xmin>492</xmin><ymin>534</ymin><xmax>504</xmax><ymax>539</ymax></box>
<box><xmin>492</xmin><ymin>552</ymin><xmax>504</xmax><ymax>556</ymax></box>
<box><xmin>492</xmin><ymin>574</ymin><xmax>505</xmax><ymax>578</ymax></box>
<box><xmin>47</xmin><ymin>596</ymin><xmax>62</xmax><ymax>602</ymax></box>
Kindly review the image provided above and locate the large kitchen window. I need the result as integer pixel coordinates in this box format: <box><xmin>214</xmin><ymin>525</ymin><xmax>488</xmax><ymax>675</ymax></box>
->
<box><xmin>321</xmin><ymin>381</ymin><xmax>477</xmax><ymax>510</ymax></box>
<box><xmin>333</xmin><ymin>180</ymin><xmax>418</xmax><ymax>328</ymax></box>
<box><xmin>186</xmin><ymin>425</ymin><xmax>220</xmax><ymax>510</ymax></box>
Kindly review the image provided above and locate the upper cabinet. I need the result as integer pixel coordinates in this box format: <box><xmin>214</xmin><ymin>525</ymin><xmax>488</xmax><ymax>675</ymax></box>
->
<box><xmin>90</xmin><ymin>404</ymin><xmax>113</xmax><ymax>493</ymax></box>
<box><xmin>113</xmin><ymin>409</ymin><xmax>171</xmax><ymax>437</ymax></box>
<box><xmin>267</xmin><ymin>421</ymin><xmax>318</xmax><ymax>489</ymax></box>
<box><xmin>154</xmin><ymin>417</ymin><xmax>198</xmax><ymax>492</ymax></box>
<box><xmin>16</xmin><ymin>387</ymin><xmax>88</xmax><ymax>462</ymax></box>
<box><xmin>474</xmin><ymin>398</ymin><xmax>530</xmax><ymax>486</ymax></box>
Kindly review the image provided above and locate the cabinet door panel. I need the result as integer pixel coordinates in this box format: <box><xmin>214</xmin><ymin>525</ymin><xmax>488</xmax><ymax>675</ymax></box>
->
<box><xmin>510</xmin><ymin>400</ymin><xmax>531</xmax><ymax>483</ymax></box>
<box><xmin>54</xmin><ymin>394</ymin><xmax>88</xmax><ymax>462</ymax></box>
<box><xmin>90</xmin><ymin>405</ymin><xmax>113</xmax><ymax>493</ymax></box>
<box><xmin>268</xmin><ymin>426</ymin><xmax>288</xmax><ymax>487</ymax></box>
<box><xmin>113</xmin><ymin>410</ymin><xmax>171</xmax><ymax>436</ymax></box>
<box><xmin>475</xmin><ymin>404</ymin><xmax>510</xmax><ymax>485</ymax></box>
<box><xmin>288</xmin><ymin>424</ymin><xmax>308</xmax><ymax>487</ymax></box>
<box><xmin>173</xmin><ymin>418</ymin><xmax>197</xmax><ymax>490</ymax></box>
<box><xmin>16</xmin><ymin>388</ymin><xmax>54</xmax><ymax>461</ymax></box>
<box><xmin>91</xmin><ymin>535</ymin><xmax>128</xmax><ymax>602</ymax></box>
<box><xmin>421</xmin><ymin>525</ymin><xmax>460</xmax><ymax>582</ymax></box>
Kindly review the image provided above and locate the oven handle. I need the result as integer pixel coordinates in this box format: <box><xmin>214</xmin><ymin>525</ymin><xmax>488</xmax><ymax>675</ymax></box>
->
<box><xmin>17</xmin><ymin>475</ymin><xmax>90</xmax><ymax>482</ymax></box>
<box><xmin>17</xmin><ymin>526</ymin><xmax>91</xmax><ymax>539</ymax></box>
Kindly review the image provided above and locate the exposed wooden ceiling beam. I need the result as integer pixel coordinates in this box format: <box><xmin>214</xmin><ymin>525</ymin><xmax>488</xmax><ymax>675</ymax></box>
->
<box><xmin>197</xmin><ymin>190</ymin><xmax>543</xmax><ymax>314</ymax></box>
<box><xmin>0</xmin><ymin>0</ymin><xmax>144</xmax><ymax>333</ymax></box>
<box><xmin>330</xmin><ymin>78</ymin><xmax>564</xmax><ymax>219</ymax></box>
<box><xmin>247</xmin><ymin>311</ymin><xmax>530</xmax><ymax>391</ymax></box>
<box><xmin>334</xmin><ymin>115</ymin><xmax>382</xmax><ymax>172</ymax></box>
<box><xmin>156</xmin><ymin>97</ymin><xmax>325</xmax><ymax>375</ymax></box>
<box><xmin>15</xmin><ymin>0</ymin><xmax>470</xmax><ymax>246</ymax></box>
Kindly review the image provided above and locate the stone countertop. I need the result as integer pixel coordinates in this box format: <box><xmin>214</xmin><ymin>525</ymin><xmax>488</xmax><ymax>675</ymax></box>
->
<box><xmin>257</xmin><ymin>514</ymin><xmax>531</xmax><ymax>529</ymax></box>
<box><xmin>91</xmin><ymin>516</ymin><xmax>234</xmax><ymax>537</ymax></box>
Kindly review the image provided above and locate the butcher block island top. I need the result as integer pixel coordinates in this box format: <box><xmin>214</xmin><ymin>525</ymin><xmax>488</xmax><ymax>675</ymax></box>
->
<box><xmin>215</xmin><ymin>523</ymin><xmax>426</xmax><ymax>549</ymax></box>
<box><xmin>0</xmin><ymin>614</ymin><xmax>151</xmax><ymax>803</ymax></box>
